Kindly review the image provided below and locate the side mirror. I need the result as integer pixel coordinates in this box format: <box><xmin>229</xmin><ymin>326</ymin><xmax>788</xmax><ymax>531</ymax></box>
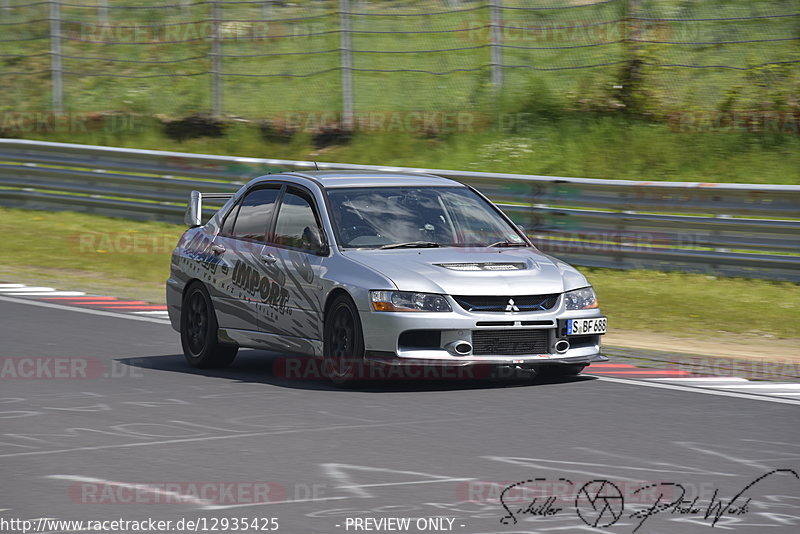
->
<box><xmin>303</xmin><ymin>226</ymin><xmax>329</xmax><ymax>256</ymax></box>
<box><xmin>185</xmin><ymin>191</ymin><xmax>202</xmax><ymax>228</ymax></box>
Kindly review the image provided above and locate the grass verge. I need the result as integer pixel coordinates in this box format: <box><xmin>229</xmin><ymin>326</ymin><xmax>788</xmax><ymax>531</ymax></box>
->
<box><xmin>1</xmin><ymin>207</ymin><xmax>798</xmax><ymax>341</ymax></box>
<box><xmin>0</xmin><ymin>208</ymin><xmax>182</xmax><ymax>304</ymax></box>
<box><xmin>9</xmin><ymin>115</ymin><xmax>800</xmax><ymax>185</ymax></box>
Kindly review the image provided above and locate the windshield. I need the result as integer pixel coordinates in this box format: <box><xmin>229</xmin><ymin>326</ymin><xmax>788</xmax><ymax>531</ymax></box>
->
<box><xmin>325</xmin><ymin>186</ymin><xmax>527</xmax><ymax>249</ymax></box>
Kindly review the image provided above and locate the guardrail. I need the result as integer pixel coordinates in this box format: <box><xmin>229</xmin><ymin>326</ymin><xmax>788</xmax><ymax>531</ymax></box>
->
<box><xmin>1</xmin><ymin>139</ymin><xmax>798</xmax><ymax>281</ymax></box>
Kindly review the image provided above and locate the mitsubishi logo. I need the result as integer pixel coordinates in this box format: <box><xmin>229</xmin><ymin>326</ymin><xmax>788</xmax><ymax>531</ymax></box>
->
<box><xmin>505</xmin><ymin>298</ymin><xmax>519</xmax><ymax>312</ymax></box>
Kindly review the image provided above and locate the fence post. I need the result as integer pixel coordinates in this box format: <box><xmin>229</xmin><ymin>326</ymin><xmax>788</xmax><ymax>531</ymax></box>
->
<box><xmin>261</xmin><ymin>1</ymin><xmax>271</xmax><ymax>20</ymax></box>
<box><xmin>621</xmin><ymin>0</ymin><xmax>642</xmax><ymax>111</ymax></box>
<box><xmin>626</xmin><ymin>0</ymin><xmax>642</xmax><ymax>50</ymax></box>
<box><xmin>489</xmin><ymin>0</ymin><xmax>503</xmax><ymax>89</ymax></box>
<box><xmin>50</xmin><ymin>0</ymin><xmax>63</xmax><ymax>113</ymax></box>
<box><xmin>98</xmin><ymin>0</ymin><xmax>108</xmax><ymax>25</ymax></box>
<box><xmin>211</xmin><ymin>1</ymin><xmax>222</xmax><ymax>117</ymax></box>
<box><xmin>339</xmin><ymin>0</ymin><xmax>354</xmax><ymax>130</ymax></box>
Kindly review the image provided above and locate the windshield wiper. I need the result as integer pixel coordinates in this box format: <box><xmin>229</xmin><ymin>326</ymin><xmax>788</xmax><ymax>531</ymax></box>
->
<box><xmin>487</xmin><ymin>240</ymin><xmax>528</xmax><ymax>248</ymax></box>
<box><xmin>379</xmin><ymin>241</ymin><xmax>441</xmax><ymax>250</ymax></box>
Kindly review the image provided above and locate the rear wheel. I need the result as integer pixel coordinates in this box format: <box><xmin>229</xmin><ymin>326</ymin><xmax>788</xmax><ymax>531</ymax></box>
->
<box><xmin>180</xmin><ymin>283</ymin><xmax>238</xmax><ymax>368</ymax></box>
<box><xmin>323</xmin><ymin>295</ymin><xmax>365</xmax><ymax>385</ymax></box>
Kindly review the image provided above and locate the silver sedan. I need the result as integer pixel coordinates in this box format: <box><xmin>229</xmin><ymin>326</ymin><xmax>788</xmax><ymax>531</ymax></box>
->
<box><xmin>167</xmin><ymin>171</ymin><xmax>607</xmax><ymax>383</ymax></box>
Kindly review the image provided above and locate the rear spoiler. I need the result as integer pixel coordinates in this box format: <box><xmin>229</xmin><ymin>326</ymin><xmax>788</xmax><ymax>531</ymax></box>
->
<box><xmin>184</xmin><ymin>190</ymin><xmax>236</xmax><ymax>228</ymax></box>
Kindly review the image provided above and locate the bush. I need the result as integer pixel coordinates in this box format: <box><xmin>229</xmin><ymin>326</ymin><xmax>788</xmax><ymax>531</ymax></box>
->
<box><xmin>161</xmin><ymin>113</ymin><xmax>227</xmax><ymax>141</ymax></box>
<box><xmin>259</xmin><ymin>119</ymin><xmax>297</xmax><ymax>143</ymax></box>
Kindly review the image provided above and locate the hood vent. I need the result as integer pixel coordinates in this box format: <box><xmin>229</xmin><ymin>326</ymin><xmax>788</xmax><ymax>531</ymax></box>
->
<box><xmin>435</xmin><ymin>262</ymin><xmax>526</xmax><ymax>271</ymax></box>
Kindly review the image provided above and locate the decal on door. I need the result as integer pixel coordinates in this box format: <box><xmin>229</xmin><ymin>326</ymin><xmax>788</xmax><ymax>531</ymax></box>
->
<box><xmin>231</xmin><ymin>260</ymin><xmax>291</xmax><ymax>315</ymax></box>
<box><xmin>182</xmin><ymin>233</ymin><xmax>222</xmax><ymax>274</ymax></box>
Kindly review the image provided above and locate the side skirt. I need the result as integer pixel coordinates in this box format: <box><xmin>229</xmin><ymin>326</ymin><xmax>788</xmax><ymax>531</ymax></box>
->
<box><xmin>218</xmin><ymin>328</ymin><xmax>323</xmax><ymax>358</ymax></box>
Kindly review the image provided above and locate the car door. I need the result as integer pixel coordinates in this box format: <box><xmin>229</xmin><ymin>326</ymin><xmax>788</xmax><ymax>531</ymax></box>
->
<box><xmin>211</xmin><ymin>184</ymin><xmax>282</xmax><ymax>332</ymax></box>
<box><xmin>263</xmin><ymin>186</ymin><xmax>328</xmax><ymax>346</ymax></box>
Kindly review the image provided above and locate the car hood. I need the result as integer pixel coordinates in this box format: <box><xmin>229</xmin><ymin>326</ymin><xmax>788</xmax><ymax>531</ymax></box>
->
<box><xmin>341</xmin><ymin>247</ymin><xmax>588</xmax><ymax>296</ymax></box>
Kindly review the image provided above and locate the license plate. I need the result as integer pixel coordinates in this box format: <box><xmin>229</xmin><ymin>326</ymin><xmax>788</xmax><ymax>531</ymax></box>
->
<box><xmin>567</xmin><ymin>317</ymin><xmax>607</xmax><ymax>335</ymax></box>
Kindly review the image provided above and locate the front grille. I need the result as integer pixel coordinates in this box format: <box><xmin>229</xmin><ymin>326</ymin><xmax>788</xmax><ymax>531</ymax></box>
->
<box><xmin>453</xmin><ymin>294</ymin><xmax>559</xmax><ymax>313</ymax></box>
<box><xmin>472</xmin><ymin>329</ymin><xmax>549</xmax><ymax>356</ymax></box>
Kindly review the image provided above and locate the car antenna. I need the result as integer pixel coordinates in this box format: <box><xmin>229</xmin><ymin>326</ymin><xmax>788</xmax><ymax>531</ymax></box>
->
<box><xmin>313</xmin><ymin>161</ymin><xmax>319</xmax><ymax>170</ymax></box>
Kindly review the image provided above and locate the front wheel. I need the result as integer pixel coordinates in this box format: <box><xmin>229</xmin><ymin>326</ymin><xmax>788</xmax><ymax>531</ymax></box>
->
<box><xmin>323</xmin><ymin>295</ymin><xmax>365</xmax><ymax>385</ymax></box>
<box><xmin>180</xmin><ymin>283</ymin><xmax>238</xmax><ymax>368</ymax></box>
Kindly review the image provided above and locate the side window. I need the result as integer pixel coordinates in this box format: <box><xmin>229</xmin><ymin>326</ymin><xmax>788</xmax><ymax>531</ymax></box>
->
<box><xmin>273</xmin><ymin>190</ymin><xmax>324</xmax><ymax>251</ymax></box>
<box><xmin>219</xmin><ymin>201</ymin><xmax>240</xmax><ymax>237</ymax></box>
<box><xmin>232</xmin><ymin>187</ymin><xmax>280</xmax><ymax>242</ymax></box>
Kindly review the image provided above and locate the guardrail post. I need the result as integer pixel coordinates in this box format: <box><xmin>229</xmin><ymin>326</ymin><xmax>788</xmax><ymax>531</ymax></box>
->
<box><xmin>489</xmin><ymin>0</ymin><xmax>503</xmax><ymax>89</ymax></box>
<box><xmin>339</xmin><ymin>0</ymin><xmax>354</xmax><ymax>130</ymax></box>
<box><xmin>211</xmin><ymin>1</ymin><xmax>223</xmax><ymax>117</ymax></box>
<box><xmin>49</xmin><ymin>0</ymin><xmax>63</xmax><ymax>114</ymax></box>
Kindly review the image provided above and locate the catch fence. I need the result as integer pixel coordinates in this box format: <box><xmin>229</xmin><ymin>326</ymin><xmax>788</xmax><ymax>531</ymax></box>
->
<box><xmin>1</xmin><ymin>0</ymin><xmax>798</xmax><ymax>121</ymax></box>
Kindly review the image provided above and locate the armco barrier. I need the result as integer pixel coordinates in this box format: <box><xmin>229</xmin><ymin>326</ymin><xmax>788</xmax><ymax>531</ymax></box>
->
<box><xmin>0</xmin><ymin>139</ymin><xmax>798</xmax><ymax>281</ymax></box>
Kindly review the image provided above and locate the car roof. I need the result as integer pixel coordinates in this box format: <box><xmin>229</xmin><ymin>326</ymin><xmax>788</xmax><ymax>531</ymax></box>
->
<box><xmin>265</xmin><ymin>170</ymin><xmax>465</xmax><ymax>189</ymax></box>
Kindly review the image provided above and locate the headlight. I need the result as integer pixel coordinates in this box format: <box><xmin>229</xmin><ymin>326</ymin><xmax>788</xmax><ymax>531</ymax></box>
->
<box><xmin>564</xmin><ymin>287</ymin><xmax>599</xmax><ymax>310</ymax></box>
<box><xmin>370</xmin><ymin>290</ymin><xmax>451</xmax><ymax>312</ymax></box>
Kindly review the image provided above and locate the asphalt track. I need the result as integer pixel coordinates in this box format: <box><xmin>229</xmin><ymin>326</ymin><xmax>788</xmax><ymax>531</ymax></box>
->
<box><xmin>1</xmin><ymin>296</ymin><xmax>799</xmax><ymax>534</ymax></box>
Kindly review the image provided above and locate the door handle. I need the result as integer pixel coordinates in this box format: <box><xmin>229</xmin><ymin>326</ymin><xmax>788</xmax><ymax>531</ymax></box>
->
<box><xmin>260</xmin><ymin>253</ymin><xmax>277</xmax><ymax>264</ymax></box>
<box><xmin>210</xmin><ymin>244</ymin><xmax>226</xmax><ymax>254</ymax></box>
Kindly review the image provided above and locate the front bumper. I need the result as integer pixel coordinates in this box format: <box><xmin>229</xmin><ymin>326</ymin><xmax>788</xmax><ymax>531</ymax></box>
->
<box><xmin>360</xmin><ymin>296</ymin><xmax>606</xmax><ymax>366</ymax></box>
<box><xmin>365</xmin><ymin>352</ymin><xmax>608</xmax><ymax>368</ymax></box>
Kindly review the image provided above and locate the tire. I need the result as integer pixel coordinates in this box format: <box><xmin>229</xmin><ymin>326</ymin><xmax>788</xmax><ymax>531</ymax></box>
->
<box><xmin>323</xmin><ymin>294</ymin><xmax>365</xmax><ymax>385</ymax></box>
<box><xmin>538</xmin><ymin>363</ymin><xmax>587</xmax><ymax>377</ymax></box>
<box><xmin>180</xmin><ymin>282</ymin><xmax>238</xmax><ymax>369</ymax></box>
